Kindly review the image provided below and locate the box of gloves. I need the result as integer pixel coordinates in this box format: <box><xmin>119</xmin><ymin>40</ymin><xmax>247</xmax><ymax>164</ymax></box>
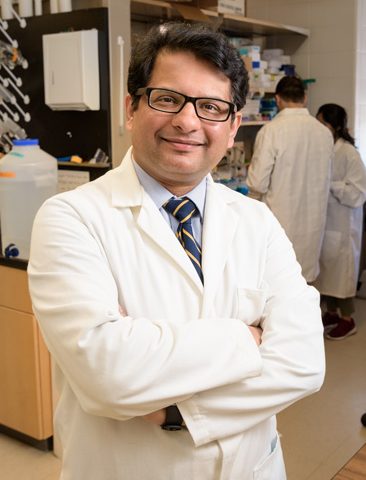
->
<box><xmin>199</xmin><ymin>0</ymin><xmax>245</xmax><ymax>15</ymax></box>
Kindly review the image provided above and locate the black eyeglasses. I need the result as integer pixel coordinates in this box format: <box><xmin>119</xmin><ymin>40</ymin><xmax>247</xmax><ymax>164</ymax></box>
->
<box><xmin>135</xmin><ymin>87</ymin><xmax>237</xmax><ymax>122</ymax></box>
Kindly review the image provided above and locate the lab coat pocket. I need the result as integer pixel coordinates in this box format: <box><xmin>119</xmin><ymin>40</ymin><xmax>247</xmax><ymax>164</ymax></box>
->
<box><xmin>253</xmin><ymin>433</ymin><xmax>286</xmax><ymax>480</ymax></box>
<box><xmin>236</xmin><ymin>287</ymin><xmax>266</xmax><ymax>325</ymax></box>
<box><xmin>320</xmin><ymin>230</ymin><xmax>343</xmax><ymax>262</ymax></box>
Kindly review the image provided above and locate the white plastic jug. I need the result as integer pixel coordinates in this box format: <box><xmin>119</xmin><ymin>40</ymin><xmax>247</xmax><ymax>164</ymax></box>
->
<box><xmin>0</xmin><ymin>139</ymin><xmax>58</xmax><ymax>260</ymax></box>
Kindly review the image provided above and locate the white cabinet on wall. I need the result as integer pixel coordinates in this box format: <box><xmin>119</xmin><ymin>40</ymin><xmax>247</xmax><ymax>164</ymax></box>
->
<box><xmin>43</xmin><ymin>29</ymin><xmax>100</xmax><ymax>111</ymax></box>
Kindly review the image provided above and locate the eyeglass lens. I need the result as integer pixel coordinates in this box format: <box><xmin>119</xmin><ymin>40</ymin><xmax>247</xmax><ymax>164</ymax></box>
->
<box><xmin>148</xmin><ymin>89</ymin><xmax>232</xmax><ymax>121</ymax></box>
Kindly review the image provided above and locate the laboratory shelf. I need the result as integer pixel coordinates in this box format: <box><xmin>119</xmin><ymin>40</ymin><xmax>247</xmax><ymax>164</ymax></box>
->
<box><xmin>131</xmin><ymin>0</ymin><xmax>310</xmax><ymax>38</ymax></box>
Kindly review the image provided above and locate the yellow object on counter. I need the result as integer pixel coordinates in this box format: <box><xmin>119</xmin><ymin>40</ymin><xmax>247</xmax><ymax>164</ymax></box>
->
<box><xmin>71</xmin><ymin>155</ymin><xmax>83</xmax><ymax>164</ymax></box>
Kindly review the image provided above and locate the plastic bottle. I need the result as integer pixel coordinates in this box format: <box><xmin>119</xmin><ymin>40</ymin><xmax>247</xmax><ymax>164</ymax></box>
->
<box><xmin>0</xmin><ymin>0</ymin><xmax>13</xmax><ymax>19</ymax></box>
<box><xmin>0</xmin><ymin>139</ymin><xmax>58</xmax><ymax>260</ymax></box>
<box><xmin>18</xmin><ymin>0</ymin><xmax>33</xmax><ymax>17</ymax></box>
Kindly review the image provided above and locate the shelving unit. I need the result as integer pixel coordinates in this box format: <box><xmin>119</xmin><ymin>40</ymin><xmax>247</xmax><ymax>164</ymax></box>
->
<box><xmin>131</xmin><ymin>0</ymin><xmax>309</xmax><ymax>46</ymax></box>
<box><xmin>241</xmin><ymin>120</ymin><xmax>268</xmax><ymax>127</ymax></box>
<box><xmin>130</xmin><ymin>0</ymin><xmax>309</xmax><ymax>179</ymax></box>
<box><xmin>130</xmin><ymin>0</ymin><xmax>309</xmax><ymax>132</ymax></box>
<box><xmin>58</xmin><ymin>162</ymin><xmax>110</xmax><ymax>180</ymax></box>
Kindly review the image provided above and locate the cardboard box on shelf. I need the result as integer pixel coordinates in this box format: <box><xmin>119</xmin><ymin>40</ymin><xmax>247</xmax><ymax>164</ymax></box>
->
<box><xmin>201</xmin><ymin>0</ymin><xmax>245</xmax><ymax>15</ymax></box>
<box><xmin>170</xmin><ymin>0</ymin><xmax>246</xmax><ymax>16</ymax></box>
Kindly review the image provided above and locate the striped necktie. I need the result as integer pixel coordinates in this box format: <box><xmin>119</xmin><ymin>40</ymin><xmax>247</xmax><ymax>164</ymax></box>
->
<box><xmin>164</xmin><ymin>197</ymin><xmax>204</xmax><ymax>284</ymax></box>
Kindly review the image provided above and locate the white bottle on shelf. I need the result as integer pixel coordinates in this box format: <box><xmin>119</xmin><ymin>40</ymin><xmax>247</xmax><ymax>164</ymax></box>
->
<box><xmin>0</xmin><ymin>139</ymin><xmax>58</xmax><ymax>260</ymax></box>
<box><xmin>1</xmin><ymin>0</ymin><xmax>13</xmax><ymax>19</ymax></box>
<box><xmin>59</xmin><ymin>0</ymin><xmax>72</xmax><ymax>12</ymax></box>
<box><xmin>18</xmin><ymin>0</ymin><xmax>33</xmax><ymax>17</ymax></box>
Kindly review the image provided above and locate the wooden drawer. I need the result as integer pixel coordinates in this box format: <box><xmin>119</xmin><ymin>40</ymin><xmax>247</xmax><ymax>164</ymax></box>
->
<box><xmin>0</xmin><ymin>265</ymin><xmax>33</xmax><ymax>313</ymax></box>
<box><xmin>0</xmin><ymin>306</ymin><xmax>53</xmax><ymax>440</ymax></box>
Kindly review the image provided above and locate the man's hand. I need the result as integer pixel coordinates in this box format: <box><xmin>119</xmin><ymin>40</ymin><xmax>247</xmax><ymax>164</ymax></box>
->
<box><xmin>249</xmin><ymin>325</ymin><xmax>263</xmax><ymax>346</ymax></box>
<box><xmin>143</xmin><ymin>409</ymin><xmax>166</xmax><ymax>425</ymax></box>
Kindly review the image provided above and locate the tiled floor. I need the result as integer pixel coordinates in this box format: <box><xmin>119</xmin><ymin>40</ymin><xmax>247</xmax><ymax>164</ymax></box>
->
<box><xmin>277</xmin><ymin>296</ymin><xmax>366</xmax><ymax>480</ymax></box>
<box><xmin>0</xmin><ymin>434</ymin><xmax>61</xmax><ymax>480</ymax></box>
<box><xmin>1</xmin><ymin>298</ymin><xmax>366</xmax><ymax>480</ymax></box>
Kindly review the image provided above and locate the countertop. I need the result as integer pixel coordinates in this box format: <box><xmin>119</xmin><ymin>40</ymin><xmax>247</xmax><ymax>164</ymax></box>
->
<box><xmin>0</xmin><ymin>256</ymin><xmax>28</xmax><ymax>270</ymax></box>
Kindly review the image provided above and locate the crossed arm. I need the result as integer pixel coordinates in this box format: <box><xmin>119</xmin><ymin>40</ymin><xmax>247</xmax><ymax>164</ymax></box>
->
<box><xmin>29</xmin><ymin>195</ymin><xmax>324</xmax><ymax>447</ymax></box>
<box><xmin>119</xmin><ymin>303</ymin><xmax>263</xmax><ymax>425</ymax></box>
<box><xmin>143</xmin><ymin>325</ymin><xmax>263</xmax><ymax>426</ymax></box>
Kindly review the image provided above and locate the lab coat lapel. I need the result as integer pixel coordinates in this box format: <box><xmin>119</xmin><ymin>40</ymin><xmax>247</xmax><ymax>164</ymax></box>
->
<box><xmin>110</xmin><ymin>150</ymin><xmax>203</xmax><ymax>293</ymax></box>
<box><xmin>136</xmin><ymin>195</ymin><xmax>204</xmax><ymax>293</ymax></box>
<box><xmin>201</xmin><ymin>181</ymin><xmax>239</xmax><ymax>316</ymax></box>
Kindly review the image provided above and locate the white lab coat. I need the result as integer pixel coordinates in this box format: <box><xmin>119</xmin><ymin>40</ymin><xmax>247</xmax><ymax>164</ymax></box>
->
<box><xmin>246</xmin><ymin>108</ymin><xmax>334</xmax><ymax>283</ymax></box>
<box><xmin>314</xmin><ymin>138</ymin><xmax>366</xmax><ymax>298</ymax></box>
<box><xmin>28</xmin><ymin>148</ymin><xmax>325</xmax><ymax>480</ymax></box>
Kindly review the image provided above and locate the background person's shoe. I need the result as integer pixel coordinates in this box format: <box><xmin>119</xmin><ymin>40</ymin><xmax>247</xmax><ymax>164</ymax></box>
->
<box><xmin>322</xmin><ymin>311</ymin><xmax>340</xmax><ymax>330</ymax></box>
<box><xmin>326</xmin><ymin>318</ymin><xmax>357</xmax><ymax>340</ymax></box>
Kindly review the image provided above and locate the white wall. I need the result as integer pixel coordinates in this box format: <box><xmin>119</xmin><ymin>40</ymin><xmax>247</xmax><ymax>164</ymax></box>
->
<box><xmin>246</xmin><ymin>0</ymin><xmax>360</xmax><ymax>145</ymax></box>
<box><xmin>356</xmin><ymin>0</ymin><xmax>366</xmax><ymax>160</ymax></box>
<box><xmin>72</xmin><ymin>0</ymin><xmax>131</xmax><ymax>165</ymax></box>
<box><xmin>108</xmin><ymin>0</ymin><xmax>131</xmax><ymax>166</ymax></box>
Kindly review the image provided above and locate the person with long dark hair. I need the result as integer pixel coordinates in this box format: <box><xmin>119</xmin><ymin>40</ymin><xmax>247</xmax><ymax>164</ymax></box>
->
<box><xmin>315</xmin><ymin>103</ymin><xmax>366</xmax><ymax>339</ymax></box>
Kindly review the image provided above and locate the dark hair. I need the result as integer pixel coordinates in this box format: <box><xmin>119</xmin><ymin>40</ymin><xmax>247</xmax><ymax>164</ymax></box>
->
<box><xmin>275</xmin><ymin>76</ymin><xmax>306</xmax><ymax>103</ymax></box>
<box><xmin>128</xmin><ymin>22</ymin><xmax>248</xmax><ymax>113</ymax></box>
<box><xmin>316</xmin><ymin>103</ymin><xmax>355</xmax><ymax>145</ymax></box>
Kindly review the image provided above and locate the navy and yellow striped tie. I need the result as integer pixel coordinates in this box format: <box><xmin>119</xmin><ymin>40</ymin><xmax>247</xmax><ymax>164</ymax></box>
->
<box><xmin>164</xmin><ymin>197</ymin><xmax>204</xmax><ymax>283</ymax></box>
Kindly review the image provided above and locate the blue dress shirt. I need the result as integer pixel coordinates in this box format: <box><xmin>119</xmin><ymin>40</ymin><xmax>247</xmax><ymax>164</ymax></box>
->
<box><xmin>132</xmin><ymin>159</ymin><xmax>206</xmax><ymax>247</ymax></box>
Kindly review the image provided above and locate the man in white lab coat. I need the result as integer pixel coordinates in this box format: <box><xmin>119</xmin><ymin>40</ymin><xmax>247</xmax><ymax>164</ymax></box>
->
<box><xmin>28</xmin><ymin>23</ymin><xmax>325</xmax><ymax>480</ymax></box>
<box><xmin>246</xmin><ymin>76</ymin><xmax>334</xmax><ymax>283</ymax></box>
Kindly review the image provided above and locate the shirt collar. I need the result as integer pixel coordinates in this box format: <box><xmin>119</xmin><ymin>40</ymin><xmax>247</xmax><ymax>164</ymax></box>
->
<box><xmin>132</xmin><ymin>158</ymin><xmax>207</xmax><ymax>219</ymax></box>
<box><xmin>277</xmin><ymin>107</ymin><xmax>309</xmax><ymax>117</ymax></box>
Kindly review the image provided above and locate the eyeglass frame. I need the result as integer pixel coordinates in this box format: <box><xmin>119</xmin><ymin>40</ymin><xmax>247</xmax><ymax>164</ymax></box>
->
<box><xmin>135</xmin><ymin>87</ymin><xmax>237</xmax><ymax>122</ymax></box>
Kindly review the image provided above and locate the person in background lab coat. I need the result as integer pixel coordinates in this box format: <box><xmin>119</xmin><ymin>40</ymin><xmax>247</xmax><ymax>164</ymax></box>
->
<box><xmin>314</xmin><ymin>103</ymin><xmax>366</xmax><ymax>340</ymax></box>
<box><xmin>246</xmin><ymin>76</ymin><xmax>334</xmax><ymax>283</ymax></box>
<box><xmin>28</xmin><ymin>23</ymin><xmax>325</xmax><ymax>480</ymax></box>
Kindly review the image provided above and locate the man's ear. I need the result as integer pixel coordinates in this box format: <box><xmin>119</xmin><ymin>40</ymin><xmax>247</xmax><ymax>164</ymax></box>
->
<box><xmin>227</xmin><ymin>112</ymin><xmax>242</xmax><ymax>149</ymax></box>
<box><xmin>275</xmin><ymin>94</ymin><xmax>286</xmax><ymax>111</ymax></box>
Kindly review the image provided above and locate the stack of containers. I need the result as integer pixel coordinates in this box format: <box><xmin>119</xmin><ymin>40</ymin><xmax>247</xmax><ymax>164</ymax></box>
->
<box><xmin>235</xmin><ymin>44</ymin><xmax>296</xmax><ymax>121</ymax></box>
<box><xmin>262</xmin><ymin>49</ymin><xmax>295</xmax><ymax>77</ymax></box>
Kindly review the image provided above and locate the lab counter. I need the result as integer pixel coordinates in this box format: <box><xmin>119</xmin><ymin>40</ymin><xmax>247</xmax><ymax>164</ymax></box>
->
<box><xmin>0</xmin><ymin>260</ymin><xmax>53</xmax><ymax>450</ymax></box>
<box><xmin>0</xmin><ymin>256</ymin><xmax>28</xmax><ymax>270</ymax></box>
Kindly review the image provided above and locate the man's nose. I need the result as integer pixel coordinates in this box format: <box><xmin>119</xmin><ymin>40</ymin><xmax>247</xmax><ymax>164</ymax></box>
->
<box><xmin>171</xmin><ymin>101</ymin><xmax>201</xmax><ymax>130</ymax></box>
